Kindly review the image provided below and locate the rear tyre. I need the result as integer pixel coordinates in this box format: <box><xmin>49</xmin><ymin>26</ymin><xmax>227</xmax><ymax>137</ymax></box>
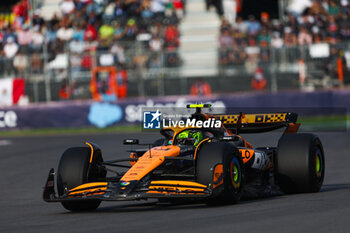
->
<box><xmin>57</xmin><ymin>146</ymin><xmax>105</xmax><ymax>211</ymax></box>
<box><xmin>276</xmin><ymin>133</ymin><xmax>325</xmax><ymax>194</ymax></box>
<box><xmin>196</xmin><ymin>142</ymin><xmax>244</xmax><ymax>205</ymax></box>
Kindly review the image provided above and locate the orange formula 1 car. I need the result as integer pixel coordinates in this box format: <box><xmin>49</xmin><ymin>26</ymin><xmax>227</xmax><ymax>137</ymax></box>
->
<box><xmin>43</xmin><ymin>104</ymin><xmax>325</xmax><ymax>211</ymax></box>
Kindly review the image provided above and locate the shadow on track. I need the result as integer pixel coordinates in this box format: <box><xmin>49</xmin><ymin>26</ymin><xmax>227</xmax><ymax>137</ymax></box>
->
<box><xmin>56</xmin><ymin>183</ymin><xmax>350</xmax><ymax>214</ymax></box>
<box><xmin>60</xmin><ymin>195</ymin><xmax>285</xmax><ymax>214</ymax></box>
<box><xmin>321</xmin><ymin>183</ymin><xmax>350</xmax><ymax>192</ymax></box>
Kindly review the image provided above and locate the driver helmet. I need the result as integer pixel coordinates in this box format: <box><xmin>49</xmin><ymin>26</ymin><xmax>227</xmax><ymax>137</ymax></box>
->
<box><xmin>178</xmin><ymin>130</ymin><xmax>204</xmax><ymax>146</ymax></box>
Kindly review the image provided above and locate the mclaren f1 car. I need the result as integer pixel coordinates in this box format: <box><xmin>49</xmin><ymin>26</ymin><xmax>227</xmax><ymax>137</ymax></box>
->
<box><xmin>43</xmin><ymin>104</ymin><xmax>325</xmax><ymax>211</ymax></box>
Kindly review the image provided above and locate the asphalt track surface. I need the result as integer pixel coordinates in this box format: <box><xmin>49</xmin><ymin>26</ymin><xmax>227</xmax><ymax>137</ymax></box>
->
<box><xmin>1</xmin><ymin>132</ymin><xmax>350</xmax><ymax>233</ymax></box>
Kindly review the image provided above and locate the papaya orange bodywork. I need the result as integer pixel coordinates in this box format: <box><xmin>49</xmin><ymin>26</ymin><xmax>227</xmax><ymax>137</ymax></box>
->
<box><xmin>239</xmin><ymin>149</ymin><xmax>255</xmax><ymax>163</ymax></box>
<box><xmin>68</xmin><ymin>182</ymin><xmax>108</xmax><ymax>196</ymax></box>
<box><xmin>212</xmin><ymin>164</ymin><xmax>223</xmax><ymax>189</ymax></box>
<box><xmin>85</xmin><ymin>142</ymin><xmax>94</xmax><ymax>163</ymax></box>
<box><xmin>121</xmin><ymin>145</ymin><xmax>180</xmax><ymax>182</ymax></box>
<box><xmin>194</xmin><ymin>138</ymin><xmax>210</xmax><ymax>160</ymax></box>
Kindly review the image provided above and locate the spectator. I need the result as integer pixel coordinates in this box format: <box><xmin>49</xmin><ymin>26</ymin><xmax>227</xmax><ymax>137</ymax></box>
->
<box><xmin>48</xmin><ymin>13</ymin><xmax>60</xmax><ymax>29</ymax></box>
<box><xmin>136</xmin><ymin>27</ymin><xmax>152</xmax><ymax>42</ymax></box>
<box><xmin>148</xmin><ymin>53</ymin><xmax>162</xmax><ymax>69</ymax></box>
<box><xmin>190</xmin><ymin>79</ymin><xmax>212</xmax><ymax>96</ymax></box>
<box><xmin>246</xmin><ymin>15</ymin><xmax>261</xmax><ymax>36</ymax></box>
<box><xmin>328</xmin><ymin>16</ymin><xmax>338</xmax><ymax>38</ymax></box>
<box><xmin>312</xmin><ymin>26</ymin><xmax>324</xmax><ymax>43</ymax></box>
<box><xmin>32</xmin><ymin>10</ymin><xmax>45</xmax><ymax>28</ymax></box>
<box><xmin>81</xmin><ymin>50</ymin><xmax>94</xmax><ymax>71</ymax></box>
<box><xmin>223</xmin><ymin>0</ymin><xmax>236</xmax><ymax>25</ymax></box>
<box><xmin>220</xmin><ymin>18</ymin><xmax>231</xmax><ymax>34</ymax></box>
<box><xmin>113</xmin><ymin>22</ymin><xmax>124</xmax><ymax>40</ymax></box>
<box><xmin>57</xmin><ymin>23</ymin><xmax>74</xmax><ymax>41</ymax></box>
<box><xmin>285</xmin><ymin>14</ymin><xmax>299</xmax><ymax>33</ymax></box>
<box><xmin>328</xmin><ymin>1</ymin><xmax>340</xmax><ymax>15</ymax></box>
<box><xmin>60</xmin><ymin>0</ymin><xmax>75</xmax><ymax>15</ymax></box>
<box><xmin>1</xmin><ymin>0</ymin><xmax>185</xmax><ymax>90</ymax></box>
<box><xmin>235</xmin><ymin>17</ymin><xmax>248</xmax><ymax>34</ymax></box>
<box><xmin>260</xmin><ymin>12</ymin><xmax>271</xmax><ymax>31</ymax></box>
<box><xmin>257</xmin><ymin>28</ymin><xmax>271</xmax><ymax>46</ymax></box>
<box><xmin>84</xmin><ymin>24</ymin><xmax>98</xmax><ymax>41</ymax></box>
<box><xmin>99</xmin><ymin>22</ymin><xmax>114</xmax><ymax>40</ymax></box>
<box><xmin>164</xmin><ymin>24</ymin><xmax>179</xmax><ymax>46</ymax></box>
<box><xmin>340</xmin><ymin>25</ymin><xmax>350</xmax><ymax>40</ymax></box>
<box><xmin>251</xmin><ymin>67</ymin><xmax>267</xmax><ymax>90</ymax></box>
<box><xmin>298</xmin><ymin>27</ymin><xmax>313</xmax><ymax>45</ymax></box>
<box><xmin>124</xmin><ymin>0</ymin><xmax>141</xmax><ymax>17</ymax></box>
<box><xmin>70</xmin><ymin>38</ymin><xmax>85</xmax><ymax>54</ymax></box>
<box><xmin>141</xmin><ymin>0</ymin><xmax>155</xmax><ymax>19</ymax></box>
<box><xmin>3</xmin><ymin>27</ymin><xmax>17</xmax><ymax>43</ymax></box>
<box><xmin>271</xmin><ymin>32</ymin><xmax>284</xmax><ymax>48</ymax></box>
<box><xmin>114</xmin><ymin>0</ymin><xmax>126</xmax><ymax>21</ymax></box>
<box><xmin>4</xmin><ymin>37</ymin><xmax>19</xmax><ymax>75</ymax></box>
<box><xmin>13</xmin><ymin>49</ymin><xmax>28</xmax><ymax>77</ymax></box>
<box><xmin>31</xmin><ymin>27</ymin><xmax>45</xmax><ymax>51</ymax></box>
<box><xmin>86</xmin><ymin>1</ymin><xmax>103</xmax><ymax>16</ymax></box>
<box><xmin>110</xmin><ymin>41</ymin><xmax>126</xmax><ymax>65</ymax></box>
<box><xmin>70</xmin><ymin>53</ymin><xmax>81</xmax><ymax>79</ymax></box>
<box><xmin>149</xmin><ymin>35</ymin><xmax>163</xmax><ymax>52</ymax></box>
<box><xmin>59</xmin><ymin>79</ymin><xmax>72</xmax><ymax>99</ymax></box>
<box><xmin>219</xmin><ymin>30</ymin><xmax>233</xmax><ymax>48</ymax></box>
<box><xmin>103</xmin><ymin>2</ymin><xmax>117</xmax><ymax>21</ymax></box>
<box><xmin>283</xmin><ymin>27</ymin><xmax>297</xmax><ymax>46</ymax></box>
<box><xmin>151</xmin><ymin>0</ymin><xmax>166</xmax><ymax>18</ymax></box>
<box><xmin>173</xmin><ymin>0</ymin><xmax>184</xmax><ymax>20</ymax></box>
<box><xmin>123</xmin><ymin>19</ymin><xmax>138</xmax><ymax>40</ymax></box>
<box><xmin>72</xmin><ymin>24</ymin><xmax>85</xmax><ymax>42</ymax></box>
<box><xmin>17</xmin><ymin>26</ymin><xmax>32</xmax><ymax>52</ymax></box>
<box><xmin>31</xmin><ymin>52</ymin><xmax>42</xmax><ymax>74</ymax></box>
<box><xmin>44</xmin><ymin>24</ymin><xmax>58</xmax><ymax>43</ymax></box>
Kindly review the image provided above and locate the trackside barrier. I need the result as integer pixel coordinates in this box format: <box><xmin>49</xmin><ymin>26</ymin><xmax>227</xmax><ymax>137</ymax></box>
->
<box><xmin>0</xmin><ymin>90</ymin><xmax>350</xmax><ymax>130</ymax></box>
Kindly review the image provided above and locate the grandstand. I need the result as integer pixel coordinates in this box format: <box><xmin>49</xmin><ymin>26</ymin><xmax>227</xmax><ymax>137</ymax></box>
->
<box><xmin>0</xmin><ymin>0</ymin><xmax>349</xmax><ymax>103</ymax></box>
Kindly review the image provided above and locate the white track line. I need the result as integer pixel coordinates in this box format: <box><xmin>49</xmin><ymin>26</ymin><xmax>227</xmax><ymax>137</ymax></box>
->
<box><xmin>0</xmin><ymin>140</ymin><xmax>12</xmax><ymax>146</ymax></box>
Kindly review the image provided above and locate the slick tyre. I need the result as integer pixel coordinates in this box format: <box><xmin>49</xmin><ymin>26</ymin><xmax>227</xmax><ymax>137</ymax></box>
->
<box><xmin>276</xmin><ymin>134</ymin><xmax>325</xmax><ymax>194</ymax></box>
<box><xmin>57</xmin><ymin>146</ymin><xmax>105</xmax><ymax>211</ymax></box>
<box><xmin>196</xmin><ymin>142</ymin><xmax>244</xmax><ymax>205</ymax></box>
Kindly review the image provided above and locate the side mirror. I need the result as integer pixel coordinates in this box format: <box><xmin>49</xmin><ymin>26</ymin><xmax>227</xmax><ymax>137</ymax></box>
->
<box><xmin>123</xmin><ymin>139</ymin><xmax>139</xmax><ymax>145</ymax></box>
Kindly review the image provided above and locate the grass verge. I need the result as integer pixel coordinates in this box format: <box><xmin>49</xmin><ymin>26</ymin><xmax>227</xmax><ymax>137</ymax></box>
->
<box><xmin>0</xmin><ymin>115</ymin><xmax>349</xmax><ymax>137</ymax></box>
<box><xmin>0</xmin><ymin>125</ymin><xmax>142</xmax><ymax>137</ymax></box>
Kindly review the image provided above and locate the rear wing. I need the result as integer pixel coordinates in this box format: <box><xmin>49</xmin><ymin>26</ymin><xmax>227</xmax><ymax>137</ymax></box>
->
<box><xmin>213</xmin><ymin>112</ymin><xmax>298</xmax><ymax>134</ymax></box>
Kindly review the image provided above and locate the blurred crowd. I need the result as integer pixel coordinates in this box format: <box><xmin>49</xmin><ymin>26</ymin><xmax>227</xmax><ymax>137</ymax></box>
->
<box><xmin>0</xmin><ymin>0</ymin><xmax>184</xmax><ymax>77</ymax></box>
<box><xmin>219</xmin><ymin>0</ymin><xmax>350</xmax><ymax>68</ymax></box>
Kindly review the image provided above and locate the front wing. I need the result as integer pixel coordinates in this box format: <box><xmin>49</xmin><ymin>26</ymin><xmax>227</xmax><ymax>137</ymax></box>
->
<box><xmin>43</xmin><ymin>169</ymin><xmax>212</xmax><ymax>202</ymax></box>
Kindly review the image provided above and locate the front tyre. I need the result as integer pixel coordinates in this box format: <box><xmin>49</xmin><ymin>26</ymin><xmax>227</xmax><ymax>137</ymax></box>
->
<box><xmin>57</xmin><ymin>146</ymin><xmax>106</xmax><ymax>211</ymax></box>
<box><xmin>196</xmin><ymin>142</ymin><xmax>244</xmax><ymax>205</ymax></box>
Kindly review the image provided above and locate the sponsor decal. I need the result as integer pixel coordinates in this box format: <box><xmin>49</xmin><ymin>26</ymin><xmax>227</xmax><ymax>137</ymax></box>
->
<box><xmin>239</xmin><ymin>149</ymin><xmax>254</xmax><ymax>163</ymax></box>
<box><xmin>120</xmin><ymin>181</ymin><xmax>130</xmax><ymax>186</ymax></box>
<box><xmin>0</xmin><ymin>111</ymin><xmax>17</xmax><ymax>128</ymax></box>
<box><xmin>251</xmin><ymin>151</ymin><xmax>270</xmax><ymax>170</ymax></box>
<box><xmin>88</xmin><ymin>102</ymin><xmax>123</xmax><ymax>128</ymax></box>
<box><xmin>255</xmin><ymin>113</ymin><xmax>286</xmax><ymax>123</ymax></box>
